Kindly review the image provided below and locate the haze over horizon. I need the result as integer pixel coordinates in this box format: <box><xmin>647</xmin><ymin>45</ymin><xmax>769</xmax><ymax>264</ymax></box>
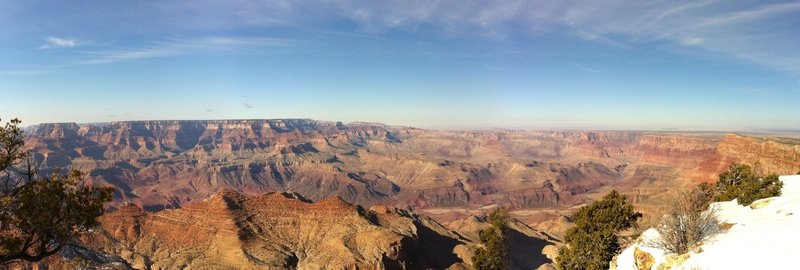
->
<box><xmin>2</xmin><ymin>1</ymin><xmax>799</xmax><ymax>130</ymax></box>
<box><xmin>13</xmin><ymin>118</ymin><xmax>800</xmax><ymax>134</ymax></box>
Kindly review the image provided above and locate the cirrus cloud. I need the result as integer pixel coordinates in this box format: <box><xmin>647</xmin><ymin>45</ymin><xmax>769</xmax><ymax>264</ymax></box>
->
<box><xmin>38</xmin><ymin>37</ymin><xmax>88</xmax><ymax>49</ymax></box>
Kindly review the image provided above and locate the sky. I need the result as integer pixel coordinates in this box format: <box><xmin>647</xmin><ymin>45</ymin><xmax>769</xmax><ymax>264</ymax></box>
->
<box><xmin>0</xmin><ymin>0</ymin><xmax>799</xmax><ymax>131</ymax></box>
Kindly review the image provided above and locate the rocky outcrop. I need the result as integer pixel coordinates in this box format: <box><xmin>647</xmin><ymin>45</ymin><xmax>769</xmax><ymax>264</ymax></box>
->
<box><xmin>52</xmin><ymin>190</ymin><xmax>472</xmax><ymax>269</ymax></box>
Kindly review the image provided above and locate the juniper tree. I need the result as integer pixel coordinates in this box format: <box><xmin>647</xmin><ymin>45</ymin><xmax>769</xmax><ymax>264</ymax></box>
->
<box><xmin>714</xmin><ymin>163</ymin><xmax>782</xmax><ymax>205</ymax></box>
<box><xmin>472</xmin><ymin>207</ymin><xmax>511</xmax><ymax>270</ymax></box>
<box><xmin>0</xmin><ymin>118</ymin><xmax>113</xmax><ymax>265</ymax></box>
<box><xmin>556</xmin><ymin>190</ymin><xmax>641</xmax><ymax>270</ymax></box>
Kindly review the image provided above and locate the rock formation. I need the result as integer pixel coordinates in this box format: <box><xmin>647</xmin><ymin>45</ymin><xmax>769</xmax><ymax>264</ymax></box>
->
<box><xmin>22</xmin><ymin>120</ymin><xmax>800</xmax><ymax>216</ymax></box>
<box><xmin>39</xmin><ymin>190</ymin><xmax>476</xmax><ymax>269</ymax></box>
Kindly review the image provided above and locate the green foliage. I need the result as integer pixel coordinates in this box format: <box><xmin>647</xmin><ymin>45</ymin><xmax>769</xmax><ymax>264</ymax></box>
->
<box><xmin>557</xmin><ymin>228</ymin><xmax>618</xmax><ymax>270</ymax></box>
<box><xmin>0</xmin><ymin>118</ymin><xmax>113</xmax><ymax>264</ymax></box>
<box><xmin>556</xmin><ymin>190</ymin><xmax>641</xmax><ymax>270</ymax></box>
<box><xmin>569</xmin><ymin>190</ymin><xmax>641</xmax><ymax>232</ymax></box>
<box><xmin>697</xmin><ymin>182</ymin><xmax>714</xmax><ymax>198</ymax></box>
<box><xmin>713</xmin><ymin>163</ymin><xmax>783</xmax><ymax>205</ymax></box>
<box><xmin>0</xmin><ymin>119</ymin><xmax>27</xmax><ymax>179</ymax></box>
<box><xmin>471</xmin><ymin>208</ymin><xmax>510</xmax><ymax>270</ymax></box>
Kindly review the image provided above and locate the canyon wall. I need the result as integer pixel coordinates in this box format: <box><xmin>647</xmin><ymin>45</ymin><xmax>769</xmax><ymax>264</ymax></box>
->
<box><xmin>23</xmin><ymin>120</ymin><xmax>800</xmax><ymax>211</ymax></box>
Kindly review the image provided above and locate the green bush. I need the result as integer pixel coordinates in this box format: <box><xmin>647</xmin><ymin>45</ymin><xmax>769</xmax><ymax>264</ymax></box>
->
<box><xmin>713</xmin><ymin>163</ymin><xmax>783</xmax><ymax>205</ymax></box>
<box><xmin>1</xmin><ymin>118</ymin><xmax>113</xmax><ymax>264</ymax></box>
<box><xmin>472</xmin><ymin>208</ymin><xmax>510</xmax><ymax>270</ymax></box>
<box><xmin>556</xmin><ymin>190</ymin><xmax>641</xmax><ymax>270</ymax></box>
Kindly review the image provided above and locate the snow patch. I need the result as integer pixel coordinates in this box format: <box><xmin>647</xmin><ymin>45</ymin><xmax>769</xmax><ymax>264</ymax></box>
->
<box><xmin>614</xmin><ymin>175</ymin><xmax>800</xmax><ymax>270</ymax></box>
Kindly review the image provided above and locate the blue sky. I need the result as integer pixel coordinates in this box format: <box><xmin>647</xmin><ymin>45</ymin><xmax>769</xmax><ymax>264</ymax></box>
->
<box><xmin>1</xmin><ymin>0</ymin><xmax>799</xmax><ymax>130</ymax></box>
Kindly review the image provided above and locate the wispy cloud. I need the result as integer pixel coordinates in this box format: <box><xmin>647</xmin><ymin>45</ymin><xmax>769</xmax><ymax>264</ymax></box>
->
<box><xmin>242</xmin><ymin>103</ymin><xmax>253</xmax><ymax>109</ymax></box>
<box><xmin>552</xmin><ymin>1</ymin><xmax>800</xmax><ymax>74</ymax></box>
<box><xmin>322</xmin><ymin>0</ymin><xmax>541</xmax><ymax>38</ymax></box>
<box><xmin>79</xmin><ymin>47</ymin><xmax>175</xmax><ymax>65</ymax></box>
<box><xmin>574</xmin><ymin>64</ymin><xmax>601</xmax><ymax>73</ymax></box>
<box><xmin>39</xmin><ymin>37</ymin><xmax>88</xmax><ymax>49</ymax></box>
<box><xmin>696</xmin><ymin>2</ymin><xmax>800</xmax><ymax>28</ymax></box>
<box><xmin>10</xmin><ymin>1</ymin><xmax>800</xmax><ymax>76</ymax></box>
<box><xmin>680</xmin><ymin>37</ymin><xmax>704</xmax><ymax>46</ymax></box>
<box><xmin>277</xmin><ymin>0</ymin><xmax>800</xmax><ymax>74</ymax></box>
<box><xmin>2</xmin><ymin>36</ymin><xmax>297</xmax><ymax>75</ymax></box>
<box><xmin>79</xmin><ymin>36</ymin><xmax>296</xmax><ymax>65</ymax></box>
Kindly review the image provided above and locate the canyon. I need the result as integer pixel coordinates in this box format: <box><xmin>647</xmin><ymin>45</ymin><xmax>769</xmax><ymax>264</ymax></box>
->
<box><xmin>21</xmin><ymin>119</ymin><xmax>800</xmax><ymax>269</ymax></box>
<box><xmin>25</xmin><ymin>119</ymin><xmax>800</xmax><ymax>213</ymax></box>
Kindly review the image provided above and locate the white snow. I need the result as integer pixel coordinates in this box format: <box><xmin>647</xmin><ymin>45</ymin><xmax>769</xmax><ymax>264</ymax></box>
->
<box><xmin>614</xmin><ymin>175</ymin><xmax>800</xmax><ymax>270</ymax></box>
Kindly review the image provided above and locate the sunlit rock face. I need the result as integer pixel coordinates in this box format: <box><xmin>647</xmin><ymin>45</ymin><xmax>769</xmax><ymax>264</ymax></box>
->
<box><xmin>68</xmin><ymin>190</ymin><xmax>473</xmax><ymax>269</ymax></box>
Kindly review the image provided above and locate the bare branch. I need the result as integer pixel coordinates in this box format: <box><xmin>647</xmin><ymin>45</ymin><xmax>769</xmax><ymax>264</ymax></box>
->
<box><xmin>651</xmin><ymin>189</ymin><xmax>720</xmax><ymax>254</ymax></box>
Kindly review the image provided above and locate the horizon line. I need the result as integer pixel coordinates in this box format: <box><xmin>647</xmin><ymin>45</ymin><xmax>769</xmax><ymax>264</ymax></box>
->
<box><xmin>14</xmin><ymin>118</ymin><xmax>800</xmax><ymax>135</ymax></box>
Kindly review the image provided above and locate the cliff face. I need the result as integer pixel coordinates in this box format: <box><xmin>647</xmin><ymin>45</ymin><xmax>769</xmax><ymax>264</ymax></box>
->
<box><xmin>26</xmin><ymin>120</ymin><xmax>406</xmax><ymax>210</ymax></box>
<box><xmin>631</xmin><ymin>134</ymin><xmax>718</xmax><ymax>169</ymax></box>
<box><xmin>64</xmin><ymin>190</ymin><xmax>471</xmax><ymax>269</ymax></box>
<box><xmin>23</xmin><ymin>120</ymin><xmax>800</xmax><ymax>212</ymax></box>
<box><xmin>696</xmin><ymin>134</ymin><xmax>800</xmax><ymax>182</ymax></box>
